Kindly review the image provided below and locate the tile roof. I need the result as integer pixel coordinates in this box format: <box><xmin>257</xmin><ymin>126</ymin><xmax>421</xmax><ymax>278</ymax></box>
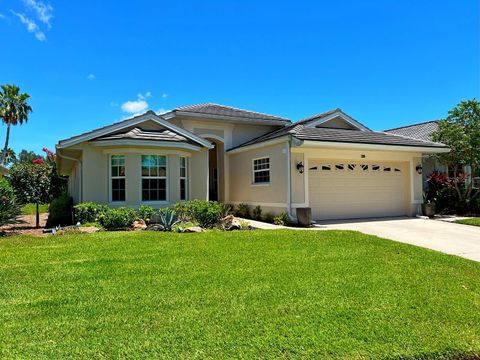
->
<box><xmin>95</xmin><ymin>127</ymin><xmax>195</xmax><ymax>143</ymax></box>
<box><xmin>173</xmin><ymin>103</ymin><xmax>290</xmax><ymax>122</ymax></box>
<box><xmin>229</xmin><ymin>123</ymin><xmax>447</xmax><ymax>151</ymax></box>
<box><xmin>384</xmin><ymin>120</ymin><xmax>440</xmax><ymax>141</ymax></box>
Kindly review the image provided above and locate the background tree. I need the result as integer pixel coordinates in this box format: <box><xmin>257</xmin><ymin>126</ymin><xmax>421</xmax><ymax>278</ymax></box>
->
<box><xmin>9</xmin><ymin>162</ymin><xmax>52</xmax><ymax>228</ymax></box>
<box><xmin>3</xmin><ymin>148</ymin><xmax>16</xmax><ymax>165</ymax></box>
<box><xmin>432</xmin><ymin>99</ymin><xmax>480</xmax><ymax>205</ymax></box>
<box><xmin>0</xmin><ymin>84</ymin><xmax>32</xmax><ymax>165</ymax></box>
<box><xmin>17</xmin><ymin>149</ymin><xmax>42</xmax><ymax>164</ymax></box>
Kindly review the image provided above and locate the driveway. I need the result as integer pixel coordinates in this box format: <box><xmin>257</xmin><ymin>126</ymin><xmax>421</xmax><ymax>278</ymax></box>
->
<box><xmin>314</xmin><ymin>217</ymin><xmax>480</xmax><ymax>262</ymax></box>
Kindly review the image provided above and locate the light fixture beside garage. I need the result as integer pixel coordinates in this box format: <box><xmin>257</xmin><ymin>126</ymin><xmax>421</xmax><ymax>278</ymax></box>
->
<box><xmin>296</xmin><ymin>162</ymin><xmax>305</xmax><ymax>174</ymax></box>
<box><xmin>416</xmin><ymin>164</ymin><xmax>423</xmax><ymax>174</ymax></box>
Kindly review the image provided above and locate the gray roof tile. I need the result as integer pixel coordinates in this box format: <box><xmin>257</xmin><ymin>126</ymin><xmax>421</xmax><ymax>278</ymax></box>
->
<box><xmin>229</xmin><ymin>123</ymin><xmax>447</xmax><ymax>151</ymax></box>
<box><xmin>174</xmin><ymin>103</ymin><xmax>290</xmax><ymax>122</ymax></box>
<box><xmin>384</xmin><ymin>121</ymin><xmax>439</xmax><ymax>141</ymax></box>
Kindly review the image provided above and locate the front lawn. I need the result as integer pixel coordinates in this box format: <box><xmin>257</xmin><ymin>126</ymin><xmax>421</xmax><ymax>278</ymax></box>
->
<box><xmin>1</xmin><ymin>230</ymin><xmax>479</xmax><ymax>359</ymax></box>
<box><xmin>21</xmin><ymin>203</ymin><xmax>49</xmax><ymax>215</ymax></box>
<box><xmin>456</xmin><ymin>218</ymin><xmax>480</xmax><ymax>227</ymax></box>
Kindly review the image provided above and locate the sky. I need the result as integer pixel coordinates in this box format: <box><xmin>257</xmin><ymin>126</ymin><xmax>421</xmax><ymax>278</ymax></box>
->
<box><xmin>0</xmin><ymin>0</ymin><xmax>479</xmax><ymax>155</ymax></box>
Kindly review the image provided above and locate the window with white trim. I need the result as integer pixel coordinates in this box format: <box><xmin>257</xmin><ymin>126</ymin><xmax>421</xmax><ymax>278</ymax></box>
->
<box><xmin>111</xmin><ymin>155</ymin><xmax>126</xmax><ymax>202</ymax></box>
<box><xmin>180</xmin><ymin>156</ymin><xmax>187</xmax><ymax>200</ymax></box>
<box><xmin>252</xmin><ymin>157</ymin><xmax>270</xmax><ymax>184</ymax></box>
<box><xmin>141</xmin><ymin>155</ymin><xmax>167</xmax><ymax>201</ymax></box>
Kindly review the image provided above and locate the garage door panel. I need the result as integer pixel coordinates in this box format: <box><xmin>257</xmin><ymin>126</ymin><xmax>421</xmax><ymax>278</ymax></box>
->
<box><xmin>308</xmin><ymin>161</ymin><xmax>407</xmax><ymax>220</ymax></box>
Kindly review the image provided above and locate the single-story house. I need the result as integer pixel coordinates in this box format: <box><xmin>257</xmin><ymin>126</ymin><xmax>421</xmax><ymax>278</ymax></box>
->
<box><xmin>56</xmin><ymin>104</ymin><xmax>449</xmax><ymax>220</ymax></box>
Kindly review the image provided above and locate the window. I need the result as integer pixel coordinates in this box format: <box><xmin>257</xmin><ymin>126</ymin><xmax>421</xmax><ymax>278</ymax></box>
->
<box><xmin>360</xmin><ymin>164</ymin><xmax>369</xmax><ymax>171</ymax></box>
<box><xmin>321</xmin><ymin>164</ymin><xmax>332</xmax><ymax>171</ymax></box>
<box><xmin>335</xmin><ymin>164</ymin><xmax>344</xmax><ymax>171</ymax></box>
<box><xmin>347</xmin><ymin>164</ymin><xmax>357</xmax><ymax>171</ymax></box>
<box><xmin>141</xmin><ymin>155</ymin><xmax>167</xmax><ymax>201</ymax></box>
<box><xmin>180</xmin><ymin>156</ymin><xmax>187</xmax><ymax>200</ymax></box>
<box><xmin>111</xmin><ymin>155</ymin><xmax>126</xmax><ymax>202</ymax></box>
<box><xmin>253</xmin><ymin>157</ymin><xmax>270</xmax><ymax>184</ymax></box>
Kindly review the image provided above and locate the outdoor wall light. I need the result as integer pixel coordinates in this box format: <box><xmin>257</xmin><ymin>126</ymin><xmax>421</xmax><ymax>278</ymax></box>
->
<box><xmin>416</xmin><ymin>164</ymin><xmax>423</xmax><ymax>174</ymax></box>
<box><xmin>297</xmin><ymin>162</ymin><xmax>305</xmax><ymax>174</ymax></box>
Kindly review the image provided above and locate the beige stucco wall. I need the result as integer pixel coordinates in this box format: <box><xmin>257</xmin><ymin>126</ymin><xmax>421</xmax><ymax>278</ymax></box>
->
<box><xmin>228</xmin><ymin>142</ymin><xmax>288</xmax><ymax>214</ymax></box>
<box><xmin>66</xmin><ymin>142</ymin><xmax>208</xmax><ymax>206</ymax></box>
<box><xmin>291</xmin><ymin>147</ymin><xmax>424</xmax><ymax>216</ymax></box>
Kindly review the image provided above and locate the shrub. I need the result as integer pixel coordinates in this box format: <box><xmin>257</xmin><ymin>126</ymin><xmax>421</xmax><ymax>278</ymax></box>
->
<box><xmin>174</xmin><ymin>200</ymin><xmax>222</xmax><ymax>228</ymax></box>
<box><xmin>235</xmin><ymin>203</ymin><xmax>250</xmax><ymax>218</ymax></box>
<box><xmin>263</xmin><ymin>213</ymin><xmax>275</xmax><ymax>224</ymax></box>
<box><xmin>97</xmin><ymin>207</ymin><xmax>137</xmax><ymax>230</ymax></box>
<box><xmin>252</xmin><ymin>205</ymin><xmax>262</xmax><ymax>220</ymax></box>
<box><xmin>157</xmin><ymin>208</ymin><xmax>179</xmax><ymax>231</ymax></box>
<box><xmin>137</xmin><ymin>205</ymin><xmax>156</xmax><ymax>224</ymax></box>
<box><xmin>239</xmin><ymin>220</ymin><xmax>250</xmax><ymax>230</ymax></box>
<box><xmin>273</xmin><ymin>212</ymin><xmax>289</xmax><ymax>226</ymax></box>
<box><xmin>221</xmin><ymin>203</ymin><xmax>233</xmax><ymax>217</ymax></box>
<box><xmin>47</xmin><ymin>193</ymin><xmax>73</xmax><ymax>227</ymax></box>
<box><xmin>74</xmin><ymin>202</ymin><xmax>109</xmax><ymax>224</ymax></box>
<box><xmin>0</xmin><ymin>178</ymin><xmax>21</xmax><ymax>227</ymax></box>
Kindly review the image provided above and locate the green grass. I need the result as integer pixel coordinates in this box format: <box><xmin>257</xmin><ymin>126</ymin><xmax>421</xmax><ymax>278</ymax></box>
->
<box><xmin>1</xmin><ymin>230</ymin><xmax>480</xmax><ymax>359</ymax></box>
<box><xmin>20</xmin><ymin>203</ymin><xmax>49</xmax><ymax>215</ymax></box>
<box><xmin>456</xmin><ymin>218</ymin><xmax>480</xmax><ymax>227</ymax></box>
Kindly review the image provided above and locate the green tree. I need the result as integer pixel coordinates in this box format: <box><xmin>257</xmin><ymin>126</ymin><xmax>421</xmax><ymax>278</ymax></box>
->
<box><xmin>17</xmin><ymin>149</ymin><xmax>42</xmax><ymax>164</ymax></box>
<box><xmin>432</xmin><ymin>99</ymin><xmax>480</xmax><ymax>203</ymax></box>
<box><xmin>0</xmin><ymin>177</ymin><xmax>21</xmax><ymax>226</ymax></box>
<box><xmin>0</xmin><ymin>84</ymin><xmax>32</xmax><ymax>165</ymax></box>
<box><xmin>9</xmin><ymin>162</ymin><xmax>52</xmax><ymax>228</ymax></box>
<box><xmin>3</xmin><ymin>148</ymin><xmax>16</xmax><ymax>165</ymax></box>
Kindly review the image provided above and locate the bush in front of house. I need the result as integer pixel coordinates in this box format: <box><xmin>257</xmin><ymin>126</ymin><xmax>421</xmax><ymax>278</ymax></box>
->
<box><xmin>263</xmin><ymin>213</ymin><xmax>275</xmax><ymax>224</ymax></box>
<box><xmin>157</xmin><ymin>208</ymin><xmax>179</xmax><ymax>231</ymax></box>
<box><xmin>252</xmin><ymin>205</ymin><xmax>262</xmax><ymax>220</ymax></box>
<box><xmin>138</xmin><ymin>205</ymin><xmax>156</xmax><ymax>224</ymax></box>
<box><xmin>0</xmin><ymin>177</ymin><xmax>22</xmax><ymax>227</ymax></box>
<box><xmin>97</xmin><ymin>207</ymin><xmax>137</xmax><ymax>230</ymax></box>
<box><xmin>234</xmin><ymin>203</ymin><xmax>250</xmax><ymax>218</ymax></box>
<box><xmin>174</xmin><ymin>200</ymin><xmax>222</xmax><ymax>228</ymax></box>
<box><xmin>74</xmin><ymin>202</ymin><xmax>109</xmax><ymax>224</ymax></box>
<box><xmin>273</xmin><ymin>212</ymin><xmax>289</xmax><ymax>226</ymax></box>
<box><xmin>47</xmin><ymin>193</ymin><xmax>73</xmax><ymax>227</ymax></box>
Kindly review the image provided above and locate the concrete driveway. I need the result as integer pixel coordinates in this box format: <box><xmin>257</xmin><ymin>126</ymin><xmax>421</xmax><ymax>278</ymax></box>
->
<box><xmin>314</xmin><ymin>217</ymin><xmax>480</xmax><ymax>262</ymax></box>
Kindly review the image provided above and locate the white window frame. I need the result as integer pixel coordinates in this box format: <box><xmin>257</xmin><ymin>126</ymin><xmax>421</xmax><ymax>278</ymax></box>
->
<box><xmin>109</xmin><ymin>155</ymin><xmax>126</xmax><ymax>204</ymax></box>
<box><xmin>180</xmin><ymin>156</ymin><xmax>188</xmax><ymax>201</ymax></box>
<box><xmin>252</xmin><ymin>157</ymin><xmax>271</xmax><ymax>186</ymax></box>
<box><xmin>141</xmin><ymin>155</ymin><xmax>169</xmax><ymax>204</ymax></box>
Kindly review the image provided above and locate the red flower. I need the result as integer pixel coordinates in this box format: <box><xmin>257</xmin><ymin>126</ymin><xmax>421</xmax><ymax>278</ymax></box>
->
<box><xmin>33</xmin><ymin>158</ymin><xmax>44</xmax><ymax>165</ymax></box>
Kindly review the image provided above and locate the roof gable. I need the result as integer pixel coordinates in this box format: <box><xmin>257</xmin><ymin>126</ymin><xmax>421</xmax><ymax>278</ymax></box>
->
<box><xmin>298</xmin><ymin>109</ymin><xmax>370</xmax><ymax>131</ymax></box>
<box><xmin>57</xmin><ymin>111</ymin><xmax>213</xmax><ymax>149</ymax></box>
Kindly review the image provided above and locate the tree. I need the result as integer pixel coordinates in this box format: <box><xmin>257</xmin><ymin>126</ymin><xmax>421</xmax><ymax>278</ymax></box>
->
<box><xmin>17</xmin><ymin>149</ymin><xmax>41</xmax><ymax>164</ymax></box>
<box><xmin>0</xmin><ymin>177</ymin><xmax>22</xmax><ymax>227</ymax></box>
<box><xmin>0</xmin><ymin>84</ymin><xmax>32</xmax><ymax>165</ymax></box>
<box><xmin>3</xmin><ymin>148</ymin><xmax>16</xmax><ymax>165</ymax></box>
<box><xmin>9</xmin><ymin>162</ymin><xmax>52</xmax><ymax>228</ymax></box>
<box><xmin>432</xmin><ymin>99</ymin><xmax>480</xmax><ymax>205</ymax></box>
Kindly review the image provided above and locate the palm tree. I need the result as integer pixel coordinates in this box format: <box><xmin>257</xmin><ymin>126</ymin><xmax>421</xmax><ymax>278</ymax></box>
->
<box><xmin>0</xmin><ymin>84</ymin><xmax>32</xmax><ymax>165</ymax></box>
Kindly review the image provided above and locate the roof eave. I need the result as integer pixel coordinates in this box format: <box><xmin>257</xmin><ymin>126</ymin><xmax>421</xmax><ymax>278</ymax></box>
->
<box><xmin>297</xmin><ymin>140</ymin><xmax>450</xmax><ymax>153</ymax></box>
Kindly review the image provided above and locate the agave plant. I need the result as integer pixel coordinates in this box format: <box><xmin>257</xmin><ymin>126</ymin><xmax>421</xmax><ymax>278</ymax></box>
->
<box><xmin>157</xmin><ymin>208</ymin><xmax>179</xmax><ymax>231</ymax></box>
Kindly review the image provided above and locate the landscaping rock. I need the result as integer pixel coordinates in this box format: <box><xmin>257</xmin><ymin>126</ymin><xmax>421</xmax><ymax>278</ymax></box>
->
<box><xmin>133</xmin><ymin>219</ymin><xmax>147</xmax><ymax>231</ymax></box>
<box><xmin>147</xmin><ymin>224</ymin><xmax>165</xmax><ymax>231</ymax></box>
<box><xmin>220</xmin><ymin>215</ymin><xmax>242</xmax><ymax>231</ymax></box>
<box><xmin>184</xmin><ymin>226</ymin><xmax>205</xmax><ymax>233</ymax></box>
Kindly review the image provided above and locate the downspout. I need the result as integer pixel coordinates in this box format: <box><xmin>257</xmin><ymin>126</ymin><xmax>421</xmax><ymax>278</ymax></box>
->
<box><xmin>286</xmin><ymin>137</ymin><xmax>294</xmax><ymax>220</ymax></box>
<box><xmin>57</xmin><ymin>150</ymin><xmax>83</xmax><ymax>203</ymax></box>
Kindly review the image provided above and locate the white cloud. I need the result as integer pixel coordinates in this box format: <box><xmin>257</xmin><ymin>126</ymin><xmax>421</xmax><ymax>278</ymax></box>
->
<box><xmin>121</xmin><ymin>99</ymin><xmax>148</xmax><ymax>114</ymax></box>
<box><xmin>10</xmin><ymin>10</ymin><xmax>46</xmax><ymax>41</ymax></box>
<box><xmin>157</xmin><ymin>108</ymin><xmax>169</xmax><ymax>115</ymax></box>
<box><xmin>87</xmin><ymin>73</ymin><xmax>95</xmax><ymax>80</ymax></box>
<box><xmin>161</xmin><ymin>93</ymin><xmax>168</xmax><ymax>98</ymax></box>
<box><xmin>22</xmin><ymin>0</ymin><xmax>53</xmax><ymax>27</ymax></box>
<box><xmin>137</xmin><ymin>91</ymin><xmax>152</xmax><ymax>100</ymax></box>
<box><xmin>0</xmin><ymin>13</ymin><xmax>5</xmax><ymax>19</ymax></box>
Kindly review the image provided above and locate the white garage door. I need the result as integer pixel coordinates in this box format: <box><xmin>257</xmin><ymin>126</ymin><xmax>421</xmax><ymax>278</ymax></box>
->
<box><xmin>308</xmin><ymin>161</ymin><xmax>407</xmax><ymax>220</ymax></box>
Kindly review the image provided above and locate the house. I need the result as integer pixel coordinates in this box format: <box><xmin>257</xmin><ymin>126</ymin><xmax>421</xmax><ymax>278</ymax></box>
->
<box><xmin>56</xmin><ymin>104</ymin><xmax>449</xmax><ymax>220</ymax></box>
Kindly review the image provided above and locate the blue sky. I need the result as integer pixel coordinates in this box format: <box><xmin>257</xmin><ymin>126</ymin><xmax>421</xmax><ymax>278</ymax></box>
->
<box><xmin>0</xmin><ymin>0</ymin><xmax>478</xmax><ymax>154</ymax></box>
